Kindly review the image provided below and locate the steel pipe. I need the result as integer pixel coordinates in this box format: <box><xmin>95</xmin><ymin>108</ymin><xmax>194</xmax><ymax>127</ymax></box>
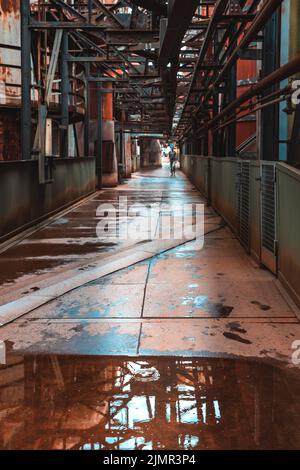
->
<box><xmin>208</xmin><ymin>54</ymin><xmax>300</xmax><ymax>128</ymax></box>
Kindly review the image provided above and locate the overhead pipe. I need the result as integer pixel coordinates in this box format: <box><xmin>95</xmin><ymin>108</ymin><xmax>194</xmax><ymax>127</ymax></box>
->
<box><xmin>213</xmin><ymin>94</ymin><xmax>289</xmax><ymax>132</ymax></box>
<box><xmin>179</xmin><ymin>0</ymin><xmax>285</xmax><ymax>139</ymax></box>
<box><xmin>178</xmin><ymin>0</ymin><xmax>257</xmax><ymax>135</ymax></box>
<box><xmin>207</xmin><ymin>53</ymin><xmax>300</xmax><ymax>129</ymax></box>
<box><xmin>209</xmin><ymin>0</ymin><xmax>284</xmax><ymax>94</ymax></box>
<box><xmin>179</xmin><ymin>0</ymin><xmax>230</xmax><ymax>119</ymax></box>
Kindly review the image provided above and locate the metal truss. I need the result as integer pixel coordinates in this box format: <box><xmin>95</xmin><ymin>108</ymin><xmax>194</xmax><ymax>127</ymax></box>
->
<box><xmin>20</xmin><ymin>1</ymin><xmax>300</xmax><ymax>167</ymax></box>
<box><xmin>173</xmin><ymin>0</ymin><xmax>300</xmax><ymax>164</ymax></box>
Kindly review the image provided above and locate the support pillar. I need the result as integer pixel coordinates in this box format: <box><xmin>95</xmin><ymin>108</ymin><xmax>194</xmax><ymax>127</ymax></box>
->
<box><xmin>84</xmin><ymin>63</ymin><xmax>90</xmax><ymax>157</ymax></box>
<box><xmin>21</xmin><ymin>0</ymin><xmax>31</xmax><ymax>160</ymax></box>
<box><xmin>102</xmin><ymin>81</ymin><xmax>118</xmax><ymax>187</ymax></box>
<box><xmin>123</xmin><ymin>131</ymin><xmax>133</xmax><ymax>178</ymax></box>
<box><xmin>203</xmin><ymin>131</ymin><xmax>209</xmax><ymax>156</ymax></box>
<box><xmin>96</xmin><ymin>81</ymin><xmax>103</xmax><ymax>189</ymax></box>
<box><xmin>60</xmin><ymin>31</ymin><xmax>69</xmax><ymax>159</ymax></box>
<box><xmin>226</xmin><ymin>30</ymin><xmax>237</xmax><ymax>157</ymax></box>
<box><xmin>212</xmin><ymin>92</ymin><xmax>220</xmax><ymax>157</ymax></box>
<box><xmin>261</xmin><ymin>12</ymin><xmax>279</xmax><ymax>161</ymax></box>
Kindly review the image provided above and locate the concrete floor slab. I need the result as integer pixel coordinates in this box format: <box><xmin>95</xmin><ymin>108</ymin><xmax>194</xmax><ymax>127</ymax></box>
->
<box><xmin>0</xmin><ymin>320</ymin><xmax>141</xmax><ymax>355</ymax></box>
<box><xmin>0</xmin><ymin>166</ymin><xmax>299</xmax><ymax>367</ymax></box>
<box><xmin>26</xmin><ymin>283</ymin><xmax>145</xmax><ymax>319</ymax></box>
<box><xmin>143</xmin><ymin>279</ymin><xmax>294</xmax><ymax>318</ymax></box>
<box><xmin>147</xmin><ymin>254</ymin><xmax>262</xmax><ymax>285</ymax></box>
<box><xmin>139</xmin><ymin>320</ymin><xmax>300</xmax><ymax>363</ymax></box>
<box><xmin>89</xmin><ymin>261</ymin><xmax>149</xmax><ymax>285</ymax></box>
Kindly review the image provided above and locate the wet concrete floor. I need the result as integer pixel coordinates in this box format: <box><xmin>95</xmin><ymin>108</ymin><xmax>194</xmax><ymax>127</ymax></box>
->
<box><xmin>0</xmin><ymin>168</ymin><xmax>204</xmax><ymax>305</ymax></box>
<box><xmin>1</xmin><ymin>350</ymin><xmax>300</xmax><ymax>450</ymax></box>
<box><xmin>0</xmin><ymin>166</ymin><xmax>300</xmax><ymax>449</ymax></box>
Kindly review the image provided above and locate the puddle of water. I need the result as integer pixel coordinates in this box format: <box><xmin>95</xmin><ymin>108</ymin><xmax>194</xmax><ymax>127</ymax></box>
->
<box><xmin>0</xmin><ymin>350</ymin><xmax>300</xmax><ymax>450</ymax></box>
<box><xmin>181</xmin><ymin>295</ymin><xmax>234</xmax><ymax>318</ymax></box>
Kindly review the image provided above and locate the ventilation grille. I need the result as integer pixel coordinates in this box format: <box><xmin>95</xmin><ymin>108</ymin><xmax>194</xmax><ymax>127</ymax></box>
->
<box><xmin>236</xmin><ymin>161</ymin><xmax>250</xmax><ymax>251</ymax></box>
<box><xmin>261</xmin><ymin>164</ymin><xmax>276</xmax><ymax>254</ymax></box>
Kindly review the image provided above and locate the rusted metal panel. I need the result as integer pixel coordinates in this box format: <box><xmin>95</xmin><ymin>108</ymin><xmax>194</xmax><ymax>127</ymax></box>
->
<box><xmin>0</xmin><ymin>0</ymin><xmax>21</xmax><ymax>107</ymax></box>
<box><xmin>0</xmin><ymin>108</ymin><xmax>20</xmax><ymax>160</ymax></box>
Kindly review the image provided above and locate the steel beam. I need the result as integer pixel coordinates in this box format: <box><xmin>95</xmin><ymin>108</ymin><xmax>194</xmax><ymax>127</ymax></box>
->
<box><xmin>29</xmin><ymin>21</ymin><xmax>105</xmax><ymax>30</ymax></box>
<box><xmin>261</xmin><ymin>11</ymin><xmax>279</xmax><ymax>161</ymax></box>
<box><xmin>226</xmin><ymin>25</ymin><xmax>237</xmax><ymax>156</ymax></box>
<box><xmin>96</xmin><ymin>76</ymin><xmax>103</xmax><ymax>189</ymax></box>
<box><xmin>210</xmin><ymin>0</ymin><xmax>284</xmax><ymax>92</ymax></box>
<box><xmin>104</xmin><ymin>29</ymin><xmax>159</xmax><ymax>44</ymax></box>
<box><xmin>84</xmin><ymin>64</ymin><xmax>90</xmax><ymax>157</ymax></box>
<box><xmin>159</xmin><ymin>0</ymin><xmax>199</xmax><ymax>64</ymax></box>
<box><xmin>177</xmin><ymin>0</ymin><xmax>229</xmax><ymax>132</ymax></box>
<box><xmin>49</xmin><ymin>0</ymin><xmax>86</xmax><ymax>21</ymax></box>
<box><xmin>46</xmin><ymin>30</ymin><xmax>63</xmax><ymax>104</ymax></box>
<box><xmin>209</xmin><ymin>54</ymin><xmax>300</xmax><ymax>129</ymax></box>
<box><xmin>67</xmin><ymin>56</ymin><xmax>126</xmax><ymax>63</ymax></box>
<box><xmin>93</xmin><ymin>0</ymin><xmax>125</xmax><ymax>29</ymax></box>
<box><xmin>130</xmin><ymin>0</ymin><xmax>168</xmax><ymax>16</ymax></box>
<box><xmin>21</xmin><ymin>0</ymin><xmax>32</xmax><ymax>160</ymax></box>
<box><xmin>178</xmin><ymin>0</ymin><xmax>284</xmax><ymax>139</ymax></box>
<box><xmin>60</xmin><ymin>31</ymin><xmax>69</xmax><ymax>159</ymax></box>
<box><xmin>38</xmin><ymin>105</ymin><xmax>47</xmax><ymax>183</ymax></box>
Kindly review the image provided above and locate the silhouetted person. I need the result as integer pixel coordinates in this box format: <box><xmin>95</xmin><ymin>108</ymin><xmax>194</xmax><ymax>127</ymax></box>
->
<box><xmin>169</xmin><ymin>146</ymin><xmax>177</xmax><ymax>176</ymax></box>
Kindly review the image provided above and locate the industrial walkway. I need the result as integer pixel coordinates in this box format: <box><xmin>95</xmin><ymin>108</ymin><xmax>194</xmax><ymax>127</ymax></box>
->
<box><xmin>1</xmin><ymin>166</ymin><xmax>299</xmax><ymax>357</ymax></box>
<box><xmin>1</xmin><ymin>166</ymin><xmax>300</xmax><ymax>450</ymax></box>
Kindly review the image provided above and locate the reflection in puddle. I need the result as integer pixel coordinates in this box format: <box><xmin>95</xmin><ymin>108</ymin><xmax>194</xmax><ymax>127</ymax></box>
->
<box><xmin>0</xmin><ymin>351</ymin><xmax>300</xmax><ymax>450</ymax></box>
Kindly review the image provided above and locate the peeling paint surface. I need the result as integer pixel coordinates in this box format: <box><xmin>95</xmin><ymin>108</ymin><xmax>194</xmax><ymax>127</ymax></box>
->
<box><xmin>0</xmin><ymin>0</ymin><xmax>21</xmax><ymax>107</ymax></box>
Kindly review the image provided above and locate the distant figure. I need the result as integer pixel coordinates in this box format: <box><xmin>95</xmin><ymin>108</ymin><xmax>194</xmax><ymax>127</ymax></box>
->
<box><xmin>169</xmin><ymin>145</ymin><xmax>177</xmax><ymax>176</ymax></box>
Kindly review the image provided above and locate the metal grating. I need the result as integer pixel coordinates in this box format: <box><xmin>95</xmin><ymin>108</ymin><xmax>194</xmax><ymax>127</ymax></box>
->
<box><xmin>261</xmin><ymin>164</ymin><xmax>276</xmax><ymax>254</ymax></box>
<box><xmin>235</xmin><ymin>161</ymin><xmax>250</xmax><ymax>251</ymax></box>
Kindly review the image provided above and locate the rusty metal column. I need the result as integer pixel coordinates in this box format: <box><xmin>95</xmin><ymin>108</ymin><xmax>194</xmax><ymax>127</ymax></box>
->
<box><xmin>21</xmin><ymin>0</ymin><xmax>31</xmax><ymax>160</ymax></box>
<box><xmin>212</xmin><ymin>92</ymin><xmax>220</xmax><ymax>157</ymax></box>
<box><xmin>191</xmin><ymin>118</ymin><xmax>198</xmax><ymax>154</ymax></box>
<box><xmin>84</xmin><ymin>63</ymin><xmax>90</xmax><ymax>157</ymax></box>
<box><xmin>96</xmin><ymin>77</ymin><xmax>103</xmax><ymax>189</ymax></box>
<box><xmin>203</xmin><ymin>131</ymin><xmax>208</xmax><ymax>156</ymax></box>
<box><xmin>60</xmin><ymin>31</ymin><xmax>69</xmax><ymax>158</ymax></box>
<box><xmin>226</xmin><ymin>25</ymin><xmax>237</xmax><ymax>157</ymax></box>
<box><xmin>88</xmin><ymin>0</ymin><xmax>93</xmax><ymax>23</ymax></box>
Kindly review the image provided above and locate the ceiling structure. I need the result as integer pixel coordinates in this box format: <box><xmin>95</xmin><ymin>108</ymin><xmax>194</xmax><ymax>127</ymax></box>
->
<box><xmin>27</xmin><ymin>0</ymin><xmax>207</xmax><ymax>137</ymax></box>
<box><xmin>26</xmin><ymin>0</ymin><xmax>299</xmax><ymax>145</ymax></box>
